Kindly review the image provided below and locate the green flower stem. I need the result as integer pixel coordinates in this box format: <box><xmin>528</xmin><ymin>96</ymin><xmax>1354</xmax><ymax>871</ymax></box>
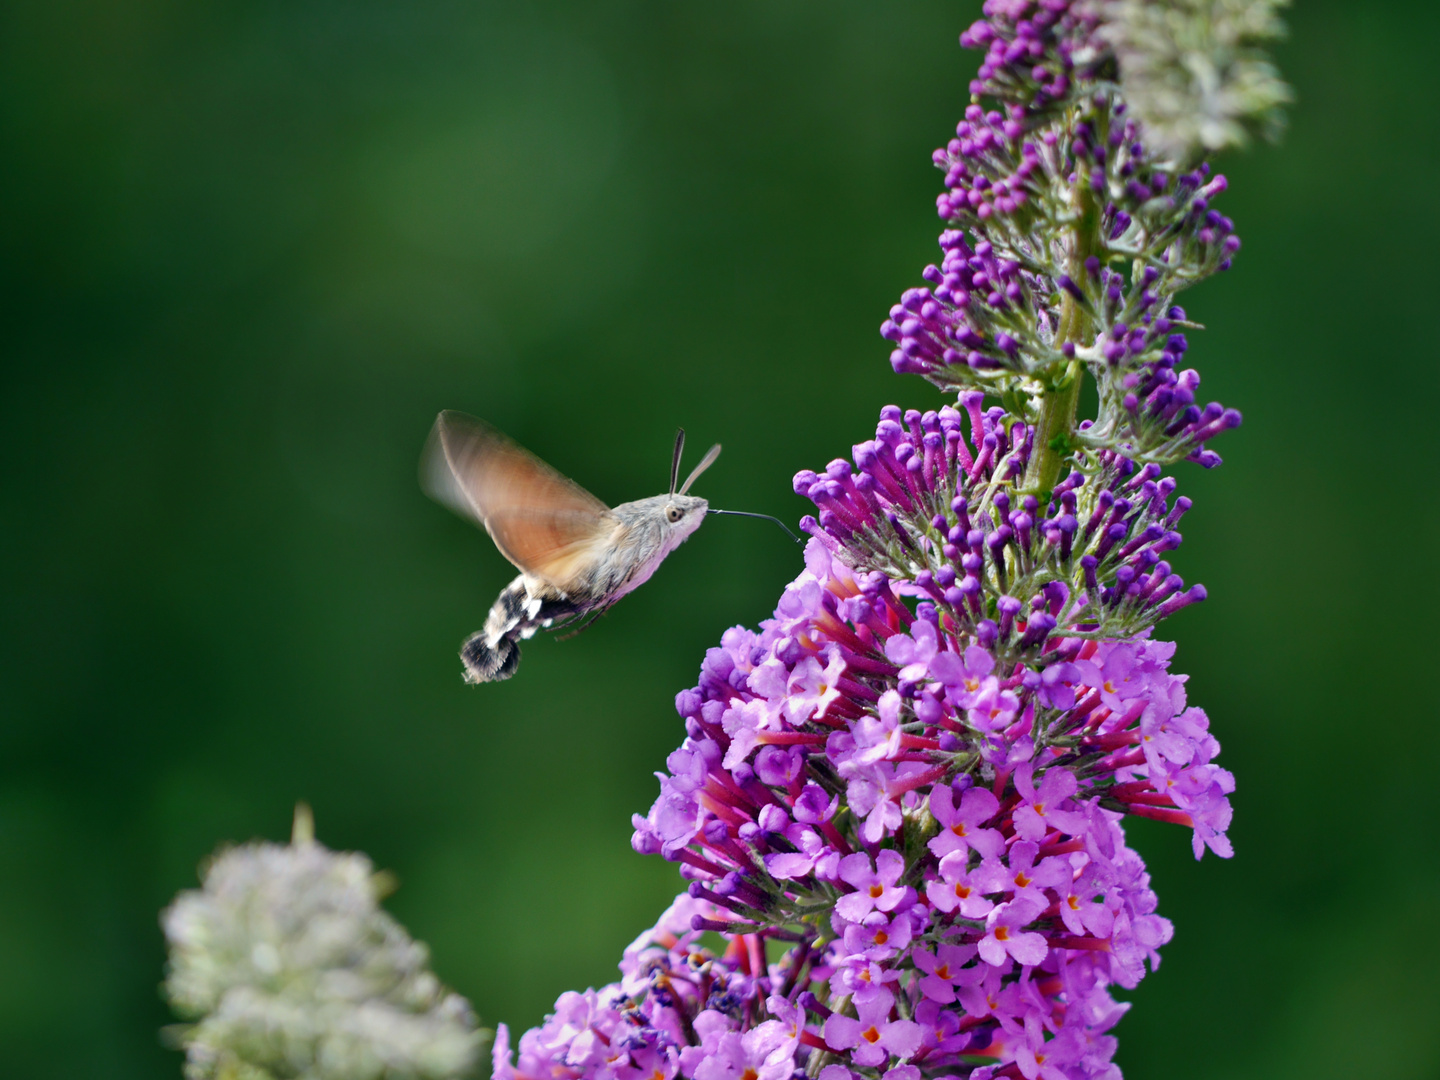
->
<box><xmin>1025</xmin><ymin>356</ymin><xmax>1083</xmax><ymax>498</ymax></box>
<box><xmin>1024</xmin><ymin>142</ymin><xmax>1102</xmax><ymax>496</ymax></box>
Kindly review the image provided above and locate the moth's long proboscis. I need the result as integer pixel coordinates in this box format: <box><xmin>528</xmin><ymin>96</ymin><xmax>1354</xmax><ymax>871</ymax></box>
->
<box><xmin>707</xmin><ymin>508</ymin><xmax>803</xmax><ymax>543</ymax></box>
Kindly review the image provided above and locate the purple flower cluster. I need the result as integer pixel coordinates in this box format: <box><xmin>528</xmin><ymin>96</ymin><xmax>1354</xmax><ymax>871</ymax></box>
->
<box><xmin>492</xmin><ymin>528</ymin><xmax>1229</xmax><ymax>1079</ymax></box>
<box><xmin>883</xmin><ymin>223</ymin><xmax>1241</xmax><ymax>466</ymax></box>
<box><xmin>884</xmin><ymin>229</ymin><xmax>1063</xmax><ymax>389</ymax></box>
<box><xmin>1082</xmin><ymin>328</ymin><xmax>1242</xmax><ymax>469</ymax></box>
<box><xmin>491</xmin><ymin>1</ymin><xmax>1273</xmax><ymax>1076</ymax></box>
<box><xmin>959</xmin><ymin>0</ymin><xmax>1105</xmax><ymax>114</ymax></box>
<box><xmin>795</xmin><ymin>402</ymin><xmax>1206</xmax><ymax>646</ymax></box>
<box><xmin>635</xmin><ymin>533</ymin><xmax>1232</xmax><ymax>865</ymax></box>
<box><xmin>493</xmin><ymin>894</ymin><xmax>792</xmax><ymax>1080</ymax></box>
<box><xmin>898</xmin><ymin>6</ymin><xmax>1248</xmax><ymax>465</ymax></box>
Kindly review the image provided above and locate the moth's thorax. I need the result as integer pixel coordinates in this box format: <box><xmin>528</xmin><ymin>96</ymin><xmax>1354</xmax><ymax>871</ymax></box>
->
<box><xmin>548</xmin><ymin>492</ymin><xmax>707</xmax><ymax>606</ymax></box>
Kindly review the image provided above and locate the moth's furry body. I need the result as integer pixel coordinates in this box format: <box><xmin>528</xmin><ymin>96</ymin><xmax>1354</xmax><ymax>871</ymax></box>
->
<box><xmin>422</xmin><ymin>412</ymin><xmax>718</xmax><ymax>683</ymax></box>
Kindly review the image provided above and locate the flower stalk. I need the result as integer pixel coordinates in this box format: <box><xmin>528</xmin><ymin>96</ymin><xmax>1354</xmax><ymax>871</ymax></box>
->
<box><xmin>495</xmin><ymin>3</ymin><xmax>1287</xmax><ymax>1079</ymax></box>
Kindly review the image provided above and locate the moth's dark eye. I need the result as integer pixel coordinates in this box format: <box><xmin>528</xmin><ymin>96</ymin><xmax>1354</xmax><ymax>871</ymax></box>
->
<box><xmin>667</xmin><ymin>506</ymin><xmax>683</xmax><ymax>523</ymax></box>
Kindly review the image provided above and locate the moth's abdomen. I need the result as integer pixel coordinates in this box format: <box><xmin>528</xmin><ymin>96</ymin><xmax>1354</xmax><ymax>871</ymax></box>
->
<box><xmin>459</xmin><ymin>574</ymin><xmax>581</xmax><ymax>683</ymax></box>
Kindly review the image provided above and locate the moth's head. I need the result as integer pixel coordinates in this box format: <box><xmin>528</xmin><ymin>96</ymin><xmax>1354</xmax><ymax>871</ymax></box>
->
<box><xmin>661</xmin><ymin>493</ymin><xmax>709</xmax><ymax>542</ymax></box>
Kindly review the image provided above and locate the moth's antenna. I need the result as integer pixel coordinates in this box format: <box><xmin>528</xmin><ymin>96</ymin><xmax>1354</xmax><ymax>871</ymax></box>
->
<box><xmin>669</xmin><ymin>429</ymin><xmax>686</xmax><ymax>496</ymax></box>
<box><xmin>708</xmin><ymin>508</ymin><xmax>803</xmax><ymax>544</ymax></box>
<box><xmin>680</xmin><ymin>443</ymin><xmax>722</xmax><ymax>494</ymax></box>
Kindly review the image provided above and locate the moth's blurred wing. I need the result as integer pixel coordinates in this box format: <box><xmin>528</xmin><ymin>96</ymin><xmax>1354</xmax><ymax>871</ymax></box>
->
<box><xmin>422</xmin><ymin>411</ymin><xmax>614</xmax><ymax>590</ymax></box>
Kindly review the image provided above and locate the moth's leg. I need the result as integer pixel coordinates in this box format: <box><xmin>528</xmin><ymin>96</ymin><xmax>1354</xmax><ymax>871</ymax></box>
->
<box><xmin>551</xmin><ymin>604</ymin><xmax>611</xmax><ymax>641</ymax></box>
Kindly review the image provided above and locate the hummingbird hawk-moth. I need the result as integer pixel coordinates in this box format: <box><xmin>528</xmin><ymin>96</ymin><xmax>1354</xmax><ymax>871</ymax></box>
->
<box><xmin>421</xmin><ymin>411</ymin><xmax>721</xmax><ymax>683</ymax></box>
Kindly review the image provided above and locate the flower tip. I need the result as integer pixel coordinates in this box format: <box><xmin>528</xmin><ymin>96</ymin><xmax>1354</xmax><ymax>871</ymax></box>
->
<box><xmin>291</xmin><ymin>802</ymin><xmax>314</xmax><ymax>845</ymax></box>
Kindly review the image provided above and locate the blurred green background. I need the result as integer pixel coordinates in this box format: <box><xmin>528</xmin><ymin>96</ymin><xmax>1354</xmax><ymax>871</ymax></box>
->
<box><xmin>2</xmin><ymin>0</ymin><xmax>1436</xmax><ymax>1076</ymax></box>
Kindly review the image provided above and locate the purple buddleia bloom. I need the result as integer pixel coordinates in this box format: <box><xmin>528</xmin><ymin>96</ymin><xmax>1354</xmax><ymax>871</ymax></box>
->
<box><xmin>927</xmin><ymin>850</ymin><xmax>998</xmax><ymax>920</ymax></box>
<box><xmin>913</xmin><ymin>998</ymin><xmax>973</xmax><ymax>1056</ymax></box>
<box><xmin>688</xmin><ymin>1010</ymin><xmax>798</xmax><ymax>1080</ymax></box>
<box><xmin>851</xmin><ymin>690</ymin><xmax>907</xmax><ymax>766</ymax></box>
<box><xmin>1059</xmin><ymin>864</ymin><xmax>1116</xmax><ymax>939</ymax></box>
<box><xmin>835</xmin><ymin>850</ymin><xmax>912</xmax><ymax>922</ymax></box>
<box><xmin>979</xmin><ymin>898</ymin><xmax>1049</xmax><ymax>967</ymax></box>
<box><xmin>975</xmin><ymin>841</ymin><xmax>1071</xmax><ymax>907</ymax></box>
<box><xmin>824</xmin><ymin>996</ymin><xmax>923</xmax><ymax>1068</ymax></box>
<box><xmin>966</xmin><ymin>678</ymin><xmax>1022</xmax><ymax>734</ymax></box>
<box><xmin>1038</xmin><ymin>660</ymin><xmax>1084</xmax><ymax>710</ymax></box>
<box><xmin>885</xmin><ymin>618</ymin><xmax>942</xmax><ymax>690</ymax></box>
<box><xmin>841</xmin><ymin>911</ymin><xmax>914</xmax><ymax>963</ymax></box>
<box><xmin>930</xmin><ymin>644</ymin><xmax>995</xmax><ymax>707</ymax></box>
<box><xmin>1012</xmin><ymin>763</ymin><xmax>1090</xmax><ymax>841</ymax></box>
<box><xmin>927</xmin><ymin>783</ymin><xmax>1004</xmax><ymax>860</ymax></box>
<box><xmin>765</xmin><ymin>823</ymin><xmax>839</xmax><ymax>881</ymax></box>
<box><xmin>784</xmin><ymin>647</ymin><xmax>846</xmax><ymax>725</ymax></box>
<box><xmin>831</xmin><ymin>954</ymin><xmax>902</xmax><ymax>1007</ymax></box>
<box><xmin>910</xmin><ymin>943</ymin><xmax>981</xmax><ymax>1005</ymax></box>
<box><xmin>1013</xmin><ymin>1010</ymin><xmax>1086</xmax><ymax>1080</ymax></box>
<box><xmin>499</xmin><ymin>2</ymin><xmax>1283</xmax><ymax>1077</ymax></box>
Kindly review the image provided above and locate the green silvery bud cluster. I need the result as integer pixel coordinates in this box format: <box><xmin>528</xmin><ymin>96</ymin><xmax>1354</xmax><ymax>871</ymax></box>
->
<box><xmin>1099</xmin><ymin>0</ymin><xmax>1292</xmax><ymax>162</ymax></box>
<box><xmin>162</xmin><ymin>808</ymin><xmax>486</xmax><ymax>1080</ymax></box>
<box><xmin>890</xmin><ymin>0</ymin><xmax>1291</xmax><ymax>492</ymax></box>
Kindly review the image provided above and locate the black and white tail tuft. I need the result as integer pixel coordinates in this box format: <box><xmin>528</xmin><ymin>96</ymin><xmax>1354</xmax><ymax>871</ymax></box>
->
<box><xmin>458</xmin><ymin>575</ymin><xmax>579</xmax><ymax>683</ymax></box>
<box><xmin>460</xmin><ymin>630</ymin><xmax>521</xmax><ymax>682</ymax></box>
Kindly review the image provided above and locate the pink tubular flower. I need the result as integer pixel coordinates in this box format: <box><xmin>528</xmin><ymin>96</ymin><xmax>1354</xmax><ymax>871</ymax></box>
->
<box><xmin>966</xmin><ymin>677</ymin><xmax>1021</xmax><ymax>734</ymax></box>
<box><xmin>926</xmin><ymin>849</ymin><xmax>997</xmax><ymax>919</ymax></box>
<box><xmin>979</xmin><ymin>898</ymin><xmax>1049</xmax><ymax>967</ymax></box>
<box><xmin>784</xmin><ymin>647</ymin><xmax>847</xmax><ymax>724</ymax></box>
<box><xmin>835</xmin><ymin>849</ymin><xmax>911</xmax><ymax>922</ymax></box>
<box><xmin>823</xmin><ymin>996</ymin><xmax>923</xmax><ymax>1067</ymax></box>
<box><xmin>910</xmin><ymin>943</ymin><xmax>980</xmax><ymax>1004</ymax></box>
<box><xmin>1011</xmin><ymin>763</ymin><xmax>1089</xmax><ymax>842</ymax></box>
<box><xmin>927</xmin><ymin>782</ymin><xmax>1004</xmax><ymax>860</ymax></box>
